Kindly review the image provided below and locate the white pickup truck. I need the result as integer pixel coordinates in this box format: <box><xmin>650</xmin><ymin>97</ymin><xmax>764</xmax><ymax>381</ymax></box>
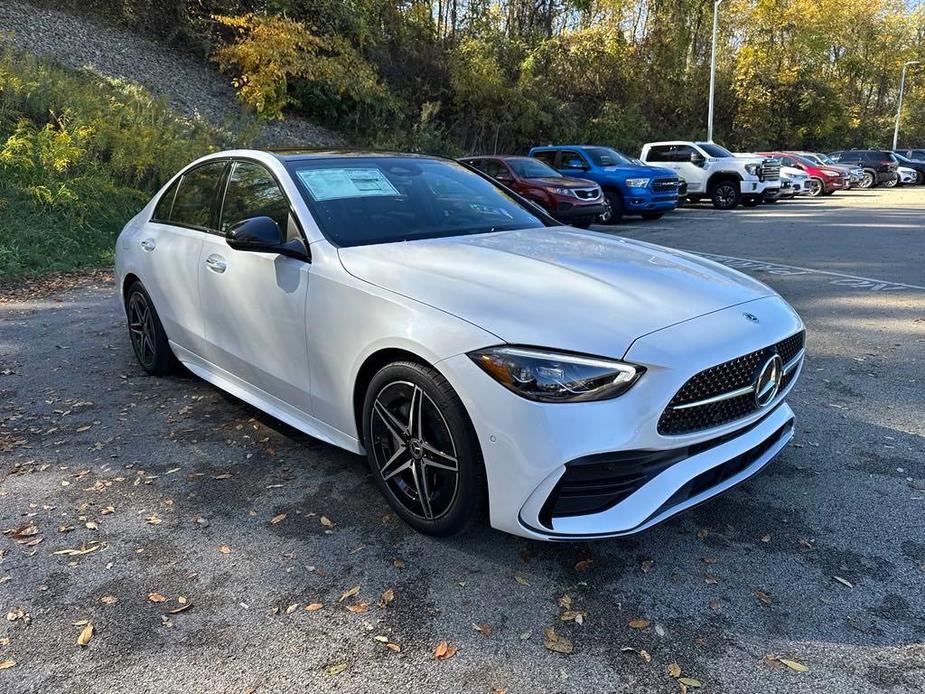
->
<box><xmin>639</xmin><ymin>141</ymin><xmax>780</xmax><ymax>209</ymax></box>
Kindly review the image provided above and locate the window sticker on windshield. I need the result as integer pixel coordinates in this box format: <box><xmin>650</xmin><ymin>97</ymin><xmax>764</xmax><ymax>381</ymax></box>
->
<box><xmin>296</xmin><ymin>168</ymin><xmax>400</xmax><ymax>201</ymax></box>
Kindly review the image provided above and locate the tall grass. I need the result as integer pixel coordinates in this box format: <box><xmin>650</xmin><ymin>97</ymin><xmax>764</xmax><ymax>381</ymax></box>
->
<box><xmin>0</xmin><ymin>46</ymin><xmax>247</xmax><ymax>280</ymax></box>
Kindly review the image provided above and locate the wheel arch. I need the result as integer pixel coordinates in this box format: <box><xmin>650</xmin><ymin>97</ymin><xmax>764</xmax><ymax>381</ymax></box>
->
<box><xmin>707</xmin><ymin>171</ymin><xmax>742</xmax><ymax>190</ymax></box>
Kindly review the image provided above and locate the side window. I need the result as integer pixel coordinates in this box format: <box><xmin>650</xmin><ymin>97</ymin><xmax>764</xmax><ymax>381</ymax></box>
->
<box><xmin>673</xmin><ymin>145</ymin><xmax>696</xmax><ymax>162</ymax></box>
<box><xmin>646</xmin><ymin>146</ymin><xmax>671</xmax><ymax>162</ymax></box>
<box><xmin>829</xmin><ymin>152</ymin><xmax>843</xmax><ymax>162</ymax></box>
<box><xmin>220</xmin><ymin>161</ymin><xmax>291</xmax><ymax>235</ymax></box>
<box><xmin>152</xmin><ymin>180</ymin><xmax>178</xmax><ymax>221</ymax></box>
<box><xmin>531</xmin><ymin>150</ymin><xmax>557</xmax><ymax>167</ymax></box>
<box><xmin>170</xmin><ymin>162</ymin><xmax>226</xmax><ymax>229</ymax></box>
<box><xmin>482</xmin><ymin>159</ymin><xmax>509</xmax><ymax>179</ymax></box>
<box><xmin>560</xmin><ymin>150</ymin><xmax>587</xmax><ymax>169</ymax></box>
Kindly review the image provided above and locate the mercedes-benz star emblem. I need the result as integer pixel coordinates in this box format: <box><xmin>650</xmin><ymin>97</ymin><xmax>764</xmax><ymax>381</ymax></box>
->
<box><xmin>743</xmin><ymin>313</ymin><xmax>759</xmax><ymax>323</ymax></box>
<box><xmin>754</xmin><ymin>354</ymin><xmax>783</xmax><ymax>407</ymax></box>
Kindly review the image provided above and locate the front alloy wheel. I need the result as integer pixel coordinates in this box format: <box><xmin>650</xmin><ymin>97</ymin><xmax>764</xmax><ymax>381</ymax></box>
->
<box><xmin>710</xmin><ymin>181</ymin><xmax>740</xmax><ymax>210</ymax></box>
<box><xmin>598</xmin><ymin>191</ymin><xmax>623</xmax><ymax>224</ymax></box>
<box><xmin>363</xmin><ymin>362</ymin><xmax>485</xmax><ymax>536</ymax></box>
<box><xmin>808</xmin><ymin>178</ymin><xmax>824</xmax><ymax>197</ymax></box>
<box><xmin>859</xmin><ymin>171</ymin><xmax>875</xmax><ymax>188</ymax></box>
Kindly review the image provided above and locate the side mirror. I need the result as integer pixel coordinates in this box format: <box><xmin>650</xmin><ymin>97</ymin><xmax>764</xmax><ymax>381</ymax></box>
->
<box><xmin>226</xmin><ymin>216</ymin><xmax>309</xmax><ymax>261</ymax></box>
<box><xmin>689</xmin><ymin>152</ymin><xmax>706</xmax><ymax>167</ymax></box>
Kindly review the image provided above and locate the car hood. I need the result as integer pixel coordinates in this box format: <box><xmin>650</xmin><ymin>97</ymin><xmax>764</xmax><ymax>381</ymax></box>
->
<box><xmin>337</xmin><ymin>227</ymin><xmax>775</xmax><ymax>358</ymax></box>
<box><xmin>600</xmin><ymin>164</ymin><xmax>677</xmax><ymax>179</ymax></box>
<box><xmin>528</xmin><ymin>176</ymin><xmax>598</xmax><ymax>188</ymax></box>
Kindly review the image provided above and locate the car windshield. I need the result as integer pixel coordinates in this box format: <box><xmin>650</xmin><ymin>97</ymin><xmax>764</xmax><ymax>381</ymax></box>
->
<box><xmin>814</xmin><ymin>153</ymin><xmax>836</xmax><ymax>165</ymax></box>
<box><xmin>696</xmin><ymin>143</ymin><xmax>735</xmax><ymax>158</ymax></box>
<box><xmin>285</xmin><ymin>157</ymin><xmax>549</xmax><ymax>247</ymax></box>
<box><xmin>790</xmin><ymin>154</ymin><xmax>817</xmax><ymax>168</ymax></box>
<box><xmin>893</xmin><ymin>153</ymin><xmax>911</xmax><ymax>164</ymax></box>
<box><xmin>583</xmin><ymin>147</ymin><xmax>635</xmax><ymax>167</ymax></box>
<box><xmin>507</xmin><ymin>158</ymin><xmax>562</xmax><ymax>179</ymax></box>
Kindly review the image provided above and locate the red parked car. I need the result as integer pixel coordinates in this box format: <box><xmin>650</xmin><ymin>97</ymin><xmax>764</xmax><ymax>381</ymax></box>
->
<box><xmin>459</xmin><ymin>155</ymin><xmax>607</xmax><ymax>228</ymax></box>
<box><xmin>759</xmin><ymin>152</ymin><xmax>848</xmax><ymax>197</ymax></box>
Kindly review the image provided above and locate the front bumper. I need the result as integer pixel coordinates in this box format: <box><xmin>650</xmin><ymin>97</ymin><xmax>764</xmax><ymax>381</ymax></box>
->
<box><xmin>823</xmin><ymin>176</ymin><xmax>847</xmax><ymax>192</ymax></box>
<box><xmin>437</xmin><ymin>295</ymin><xmax>804</xmax><ymax>540</ymax></box>
<box><xmin>553</xmin><ymin>201</ymin><xmax>608</xmax><ymax>221</ymax></box>
<box><xmin>623</xmin><ymin>188</ymin><xmax>678</xmax><ymax>213</ymax></box>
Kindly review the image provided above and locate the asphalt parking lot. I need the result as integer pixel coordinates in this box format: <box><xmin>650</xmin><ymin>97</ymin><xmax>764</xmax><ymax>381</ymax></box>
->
<box><xmin>1</xmin><ymin>188</ymin><xmax>923</xmax><ymax>694</ymax></box>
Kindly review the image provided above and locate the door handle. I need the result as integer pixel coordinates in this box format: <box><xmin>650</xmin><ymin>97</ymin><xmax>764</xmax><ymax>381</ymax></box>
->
<box><xmin>205</xmin><ymin>254</ymin><xmax>227</xmax><ymax>273</ymax></box>
<box><xmin>140</xmin><ymin>239</ymin><xmax>156</xmax><ymax>252</ymax></box>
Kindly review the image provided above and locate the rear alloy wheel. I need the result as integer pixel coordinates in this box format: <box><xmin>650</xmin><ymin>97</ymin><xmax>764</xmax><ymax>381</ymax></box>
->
<box><xmin>125</xmin><ymin>281</ymin><xmax>176</xmax><ymax>376</ymax></box>
<box><xmin>883</xmin><ymin>174</ymin><xmax>898</xmax><ymax>188</ymax></box>
<box><xmin>363</xmin><ymin>362</ymin><xmax>486</xmax><ymax>536</ymax></box>
<box><xmin>808</xmin><ymin>178</ymin><xmax>824</xmax><ymax>197</ymax></box>
<box><xmin>598</xmin><ymin>191</ymin><xmax>623</xmax><ymax>224</ymax></box>
<box><xmin>709</xmin><ymin>180</ymin><xmax>740</xmax><ymax>210</ymax></box>
<box><xmin>859</xmin><ymin>171</ymin><xmax>875</xmax><ymax>188</ymax></box>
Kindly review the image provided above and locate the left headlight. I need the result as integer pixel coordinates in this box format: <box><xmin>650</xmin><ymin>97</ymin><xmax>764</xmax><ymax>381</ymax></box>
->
<box><xmin>468</xmin><ymin>346</ymin><xmax>644</xmax><ymax>403</ymax></box>
<box><xmin>551</xmin><ymin>187</ymin><xmax>576</xmax><ymax>197</ymax></box>
<box><xmin>625</xmin><ymin>178</ymin><xmax>650</xmax><ymax>188</ymax></box>
<box><xmin>744</xmin><ymin>163</ymin><xmax>760</xmax><ymax>175</ymax></box>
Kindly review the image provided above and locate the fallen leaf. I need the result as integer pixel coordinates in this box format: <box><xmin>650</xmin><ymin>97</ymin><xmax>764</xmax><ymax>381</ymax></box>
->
<box><xmin>212</xmin><ymin>473</ymin><xmax>233</xmax><ymax>480</ymax></box>
<box><xmin>798</xmin><ymin>537</ymin><xmax>814</xmax><ymax>550</ymax></box>
<box><xmin>147</xmin><ymin>592</ymin><xmax>167</xmax><ymax>603</ymax></box>
<box><xmin>338</xmin><ymin>585</ymin><xmax>360</xmax><ymax>603</ymax></box>
<box><xmin>392</xmin><ymin>558</ymin><xmax>405</xmax><ymax>569</ymax></box>
<box><xmin>667</xmin><ymin>662</ymin><xmax>682</xmax><ymax>678</ymax></box>
<box><xmin>320</xmin><ymin>516</ymin><xmax>334</xmax><ymax>528</ymax></box>
<box><xmin>434</xmin><ymin>640</ymin><xmax>458</xmax><ymax>660</ymax></box>
<box><xmin>305</xmin><ymin>603</ymin><xmax>324</xmax><ymax>611</ymax></box>
<box><xmin>708</xmin><ymin>599</ymin><xmax>721</xmax><ymax>611</ymax></box>
<box><xmin>703</xmin><ymin>572</ymin><xmax>720</xmax><ymax>585</ymax></box>
<box><xmin>761</xmin><ymin>534</ymin><xmax>771</xmax><ymax>543</ymax></box>
<box><xmin>833</xmin><ymin>576</ymin><xmax>854</xmax><ymax>588</ymax></box>
<box><xmin>754</xmin><ymin>589</ymin><xmax>773</xmax><ymax>606</ymax></box>
<box><xmin>0</xmin><ymin>659</ymin><xmax>16</xmax><ymax>669</ymax></box>
<box><xmin>543</xmin><ymin>627</ymin><xmax>573</xmax><ymax>655</ymax></box>
<box><xmin>270</xmin><ymin>513</ymin><xmax>287</xmax><ymax>525</ymax></box>
<box><xmin>638</xmin><ymin>649</ymin><xmax>651</xmax><ymax>662</ymax></box>
<box><xmin>379</xmin><ymin>588</ymin><xmax>395</xmax><ymax>607</ymax></box>
<box><xmin>679</xmin><ymin>677</ymin><xmax>702</xmax><ymax>688</ymax></box>
<box><xmin>168</xmin><ymin>602</ymin><xmax>193</xmax><ymax>614</ymax></box>
<box><xmin>514</xmin><ymin>574</ymin><xmax>530</xmax><ymax>586</ymax></box>
<box><xmin>559</xmin><ymin>610</ymin><xmax>586</xmax><ymax>624</ymax></box>
<box><xmin>574</xmin><ymin>559</ymin><xmax>593</xmax><ymax>572</ymax></box>
<box><xmin>285</xmin><ymin>604</ymin><xmax>298</xmax><ymax>614</ymax></box>
<box><xmin>628</xmin><ymin>618</ymin><xmax>651</xmax><ymax>629</ymax></box>
<box><xmin>778</xmin><ymin>658</ymin><xmax>809</xmax><ymax>672</ymax></box>
<box><xmin>345</xmin><ymin>602</ymin><xmax>369</xmax><ymax>613</ymax></box>
<box><xmin>326</xmin><ymin>662</ymin><xmax>347</xmax><ymax>675</ymax></box>
<box><xmin>641</xmin><ymin>560</ymin><xmax>654</xmax><ymax>574</ymax></box>
<box><xmin>145</xmin><ymin>514</ymin><xmax>161</xmax><ymax>525</ymax></box>
<box><xmin>558</xmin><ymin>594</ymin><xmax>572</xmax><ymax>609</ymax></box>
<box><xmin>218</xmin><ymin>545</ymin><xmax>232</xmax><ymax>554</ymax></box>
<box><xmin>52</xmin><ymin>542</ymin><xmax>102</xmax><ymax>556</ymax></box>
<box><xmin>385</xmin><ymin>642</ymin><xmax>401</xmax><ymax>652</ymax></box>
<box><xmin>100</xmin><ymin>595</ymin><xmax>118</xmax><ymax>605</ymax></box>
<box><xmin>697</xmin><ymin>527</ymin><xmax>709</xmax><ymax>540</ymax></box>
<box><xmin>76</xmin><ymin>623</ymin><xmax>94</xmax><ymax>647</ymax></box>
<box><xmin>472</xmin><ymin>623</ymin><xmax>492</xmax><ymax>637</ymax></box>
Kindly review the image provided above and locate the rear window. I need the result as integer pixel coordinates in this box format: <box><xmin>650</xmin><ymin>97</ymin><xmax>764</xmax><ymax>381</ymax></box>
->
<box><xmin>506</xmin><ymin>158</ymin><xmax>561</xmax><ymax>178</ymax></box>
<box><xmin>169</xmin><ymin>162</ymin><xmax>226</xmax><ymax>229</ymax></box>
<box><xmin>285</xmin><ymin>157</ymin><xmax>549</xmax><ymax>248</ymax></box>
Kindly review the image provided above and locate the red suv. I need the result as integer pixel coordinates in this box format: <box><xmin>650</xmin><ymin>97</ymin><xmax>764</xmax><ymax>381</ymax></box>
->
<box><xmin>459</xmin><ymin>156</ymin><xmax>606</xmax><ymax>228</ymax></box>
<box><xmin>759</xmin><ymin>152</ymin><xmax>848</xmax><ymax>197</ymax></box>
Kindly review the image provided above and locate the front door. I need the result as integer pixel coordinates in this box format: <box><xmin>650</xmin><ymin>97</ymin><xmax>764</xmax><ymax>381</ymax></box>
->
<box><xmin>197</xmin><ymin>160</ymin><xmax>313</xmax><ymax>414</ymax></box>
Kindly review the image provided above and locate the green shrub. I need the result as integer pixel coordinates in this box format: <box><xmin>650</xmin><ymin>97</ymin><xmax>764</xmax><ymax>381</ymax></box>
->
<box><xmin>0</xmin><ymin>46</ymin><xmax>242</xmax><ymax>280</ymax></box>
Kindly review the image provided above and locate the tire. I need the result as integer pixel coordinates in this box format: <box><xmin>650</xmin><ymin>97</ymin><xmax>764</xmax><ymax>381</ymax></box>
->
<box><xmin>807</xmin><ymin>178</ymin><xmax>824</xmax><ymax>197</ymax></box>
<box><xmin>362</xmin><ymin>361</ymin><xmax>486</xmax><ymax>536</ymax></box>
<box><xmin>598</xmin><ymin>190</ymin><xmax>623</xmax><ymax>224</ymax></box>
<box><xmin>709</xmin><ymin>179</ymin><xmax>740</xmax><ymax>209</ymax></box>
<box><xmin>124</xmin><ymin>281</ymin><xmax>177</xmax><ymax>376</ymax></box>
<box><xmin>883</xmin><ymin>174</ymin><xmax>898</xmax><ymax>188</ymax></box>
<box><xmin>859</xmin><ymin>171</ymin><xmax>875</xmax><ymax>189</ymax></box>
<box><xmin>641</xmin><ymin>212</ymin><xmax>663</xmax><ymax>220</ymax></box>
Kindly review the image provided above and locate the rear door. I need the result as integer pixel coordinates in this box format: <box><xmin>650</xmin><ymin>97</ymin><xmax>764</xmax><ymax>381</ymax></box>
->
<box><xmin>137</xmin><ymin>161</ymin><xmax>227</xmax><ymax>355</ymax></box>
<box><xmin>197</xmin><ymin>159</ymin><xmax>313</xmax><ymax>414</ymax></box>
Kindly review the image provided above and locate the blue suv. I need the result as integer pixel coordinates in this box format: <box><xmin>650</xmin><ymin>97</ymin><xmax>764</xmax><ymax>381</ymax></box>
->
<box><xmin>527</xmin><ymin>145</ymin><xmax>681</xmax><ymax>223</ymax></box>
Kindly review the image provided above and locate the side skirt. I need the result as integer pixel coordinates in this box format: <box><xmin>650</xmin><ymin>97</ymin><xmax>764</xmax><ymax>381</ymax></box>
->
<box><xmin>170</xmin><ymin>342</ymin><xmax>361</xmax><ymax>455</ymax></box>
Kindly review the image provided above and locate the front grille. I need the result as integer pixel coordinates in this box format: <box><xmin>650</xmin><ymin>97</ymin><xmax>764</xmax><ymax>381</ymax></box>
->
<box><xmin>760</xmin><ymin>160</ymin><xmax>781</xmax><ymax>181</ymax></box>
<box><xmin>653</xmin><ymin>177</ymin><xmax>680</xmax><ymax>193</ymax></box>
<box><xmin>657</xmin><ymin>331</ymin><xmax>805</xmax><ymax>435</ymax></box>
<box><xmin>574</xmin><ymin>188</ymin><xmax>600</xmax><ymax>200</ymax></box>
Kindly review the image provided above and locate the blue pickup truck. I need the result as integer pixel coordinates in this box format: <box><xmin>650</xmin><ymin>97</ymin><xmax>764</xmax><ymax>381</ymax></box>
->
<box><xmin>527</xmin><ymin>145</ymin><xmax>681</xmax><ymax>223</ymax></box>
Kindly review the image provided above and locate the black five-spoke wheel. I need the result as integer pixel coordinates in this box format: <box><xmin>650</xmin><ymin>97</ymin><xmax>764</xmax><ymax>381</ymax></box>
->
<box><xmin>125</xmin><ymin>281</ymin><xmax>176</xmax><ymax>375</ymax></box>
<box><xmin>363</xmin><ymin>362</ymin><xmax>485</xmax><ymax>536</ymax></box>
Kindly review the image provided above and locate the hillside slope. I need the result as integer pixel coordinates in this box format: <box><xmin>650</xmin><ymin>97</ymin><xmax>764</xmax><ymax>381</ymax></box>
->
<box><xmin>0</xmin><ymin>1</ymin><xmax>345</xmax><ymax>147</ymax></box>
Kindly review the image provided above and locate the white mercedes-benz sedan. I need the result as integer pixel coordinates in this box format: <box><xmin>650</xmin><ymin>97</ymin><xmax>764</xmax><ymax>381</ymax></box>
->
<box><xmin>114</xmin><ymin>149</ymin><xmax>805</xmax><ymax>540</ymax></box>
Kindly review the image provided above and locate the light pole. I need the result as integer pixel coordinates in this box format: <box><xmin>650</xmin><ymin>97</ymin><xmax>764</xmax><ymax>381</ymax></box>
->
<box><xmin>893</xmin><ymin>60</ymin><xmax>921</xmax><ymax>150</ymax></box>
<box><xmin>707</xmin><ymin>0</ymin><xmax>724</xmax><ymax>142</ymax></box>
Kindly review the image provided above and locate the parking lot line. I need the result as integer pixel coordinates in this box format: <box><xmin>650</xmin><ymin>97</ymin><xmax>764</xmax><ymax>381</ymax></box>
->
<box><xmin>697</xmin><ymin>252</ymin><xmax>925</xmax><ymax>292</ymax></box>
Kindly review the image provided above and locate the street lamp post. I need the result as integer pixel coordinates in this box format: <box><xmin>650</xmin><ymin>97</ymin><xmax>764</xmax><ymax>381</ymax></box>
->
<box><xmin>893</xmin><ymin>60</ymin><xmax>921</xmax><ymax>151</ymax></box>
<box><xmin>707</xmin><ymin>0</ymin><xmax>724</xmax><ymax>143</ymax></box>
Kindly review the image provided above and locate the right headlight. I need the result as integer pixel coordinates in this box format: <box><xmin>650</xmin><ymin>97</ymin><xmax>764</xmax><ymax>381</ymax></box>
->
<box><xmin>468</xmin><ymin>346</ymin><xmax>644</xmax><ymax>402</ymax></box>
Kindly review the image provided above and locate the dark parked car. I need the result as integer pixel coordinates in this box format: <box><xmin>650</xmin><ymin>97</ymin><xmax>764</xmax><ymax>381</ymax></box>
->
<box><xmin>828</xmin><ymin>150</ymin><xmax>898</xmax><ymax>188</ymax></box>
<box><xmin>459</xmin><ymin>155</ymin><xmax>607</xmax><ymax>228</ymax></box>
<box><xmin>894</xmin><ymin>149</ymin><xmax>925</xmax><ymax>161</ymax></box>
<box><xmin>890</xmin><ymin>152</ymin><xmax>925</xmax><ymax>184</ymax></box>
